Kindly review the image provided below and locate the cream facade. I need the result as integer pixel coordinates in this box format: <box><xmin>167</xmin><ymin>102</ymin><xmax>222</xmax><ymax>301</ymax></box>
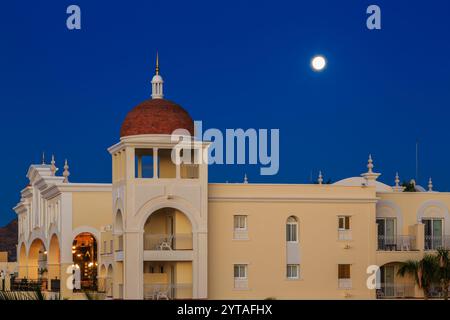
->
<box><xmin>12</xmin><ymin>63</ymin><xmax>450</xmax><ymax>300</ymax></box>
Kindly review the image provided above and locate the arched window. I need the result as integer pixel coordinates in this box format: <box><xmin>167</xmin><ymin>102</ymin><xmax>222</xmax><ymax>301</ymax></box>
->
<box><xmin>286</xmin><ymin>216</ymin><xmax>298</xmax><ymax>242</ymax></box>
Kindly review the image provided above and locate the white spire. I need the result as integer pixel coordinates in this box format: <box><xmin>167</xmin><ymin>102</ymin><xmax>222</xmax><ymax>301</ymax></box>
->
<box><xmin>50</xmin><ymin>155</ymin><xmax>57</xmax><ymax>176</ymax></box>
<box><xmin>361</xmin><ymin>154</ymin><xmax>380</xmax><ymax>186</ymax></box>
<box><xmin>393</xmin><ymin>172</ymin><xmax>405</xmax><ymax>192</ymax></box>
<box><xmin>428</xmin><ymin>177</ymin><xmax>433</xmax><ymax>192</ymax></box>
<box><xmin>151</xmin><ymin>52</ymin><xmax>164</xmax><ymax>99</ymax></box>
<box><xmin>318</xmin><ymin>171</ymin><xmax>323</xmax><ymax>185</ymax></box>
<box><xmin>243</xmin><ymin>174</ymin><xmax>248</xmax><ymax>184</ymax></box>
<box><xmin>63</xmin><ymin>159</ymin><xmax>70</xmax><ymax>183</ymax></box>
<box><xmin>367</xmin><ymin>154</ymin><xmax>374</xmax><ymax>173</ymax></box>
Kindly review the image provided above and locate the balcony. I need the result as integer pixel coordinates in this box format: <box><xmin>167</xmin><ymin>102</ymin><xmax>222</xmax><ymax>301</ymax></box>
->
<box><xmin>376</xmin><ymin>283</ymin><xmax>415</xmax><ymax>299</ymax></box>
<box><xmin>338</xmin><ymin>230</ymin><xmax>352</xmax><ymax>240</ymax></box>
<box><xmin>424</xmin><ymin>235</ymin><xmax>450</xmax><ymax>251</ymax></box>
<box><xmin>338</xmin><ymin>278</ymin><xmax>352</xmax><ymax>289</ymax></box>
<box><xmin>144</xmin><ymin>283</ymin><xmax>192</xmax><ymax>300</ymax></box>
<box><xmin>144</xmin><ymin>233</ymin><xmax>192</xmax><ymax>251</ymax></box>
<box><xmin>377</xmin><ymin>235</ymin><xmax>417</xmax><ymax>251</ymax></box>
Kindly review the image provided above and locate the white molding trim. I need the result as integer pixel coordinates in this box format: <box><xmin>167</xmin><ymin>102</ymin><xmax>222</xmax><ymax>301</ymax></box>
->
<box><xmin>376</xmin><ymin>200</ymin><xmax>403</xmax><ymax>235</ymax></box>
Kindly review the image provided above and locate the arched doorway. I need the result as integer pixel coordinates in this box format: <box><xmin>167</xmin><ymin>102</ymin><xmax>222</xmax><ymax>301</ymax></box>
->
<box><xmin>27</xmin><ymin>238</ymin><xmax>47</xmax><ymax>290</ymax></box>
<box><xmin>143</xmin><ymin>207</ymin><xmax>193</xmax><ymax>300</ymax></box>
<box><xmin>377</xmin><ymin>262</ymin><xmax>416</xmax><ymax>299</ymax></box>
<box><xmin>72</xmin><ymin>232</ymin><xmax>97</xmax><ymax>291</ymax></box>
<box><xmin>47</xmin><ymin>234</ymin><xmax>60</xmax><ymax>292</ymax></box>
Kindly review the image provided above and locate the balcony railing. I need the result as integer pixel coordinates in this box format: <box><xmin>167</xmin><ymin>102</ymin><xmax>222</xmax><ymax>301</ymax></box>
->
<box><xmin>428</xmin><ymin>284</ymin><xmax>450</xmax><ymax>298</ymax></box>
<box><xmin>338</xmin><ymin>230</ymin><xmax>352</xmax><ymax>240</ymax></box>
<box><xmin>376</xmin><ymin>283</ymin><xmax>415</xmax><ymax>299</ymax></box>
<box><xmin>377</xmin><ymin>235</ymin><xmax>416</xmax><ymax>251</ymax></box>
<box><xmin>234</xmin><ymin>278</ymin><xmax>248</xmax><ymax>290</ymax></box>
<box><xmin>10</xmin><ymin>278</ymin><xmax>47</xmax><ymax>292</ymax></box>
<box><xmin>338</xmin><ymin>278</ymin><xmax>352</xmax><ymax>289</ymax></box>
<box><xmin>143</xmin><ymin>283</ymin><xmax>192</xmax><ymax>300</ymax></box>
<box><xmin>424</xmin><ymin>235</ymin><xmax>450</xmax><ymax>250</ymax></box>
<box><xmin>144</xmin><ymin>233</ymin><xmax>193</xmax><ymax>251</ymax></box>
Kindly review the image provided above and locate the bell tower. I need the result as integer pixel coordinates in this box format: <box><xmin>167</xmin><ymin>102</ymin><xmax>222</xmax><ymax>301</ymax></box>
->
<box><xmin>108</xmin><ymin>55</ymin><xmax>209</xmax><ymax>300</ymax></box>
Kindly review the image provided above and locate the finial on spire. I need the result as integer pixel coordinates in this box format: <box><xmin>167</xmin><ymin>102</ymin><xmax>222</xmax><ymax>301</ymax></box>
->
<box><xmin>42</xmin><ymin>152</ymin><xmax>46</xmax><ymax>165</ymax></box>
<box><xmin>50</xmin><ymin>155</ymin><xmax>57</xmax><ymax>176</ymax></box>
<box><xmin>367</xmin><ymin>154</ymin><xmax>373</xmax><ymax>173</ymax></box>
<box><xmin>243</xmin><ymin>173</ymin><xmax>248</xmax><ymax>184</ymax></box>
<box><xmin>428</xmin><ymin>177</ymin><xmax>433</xmax><ymax>192</ymax></box>
<box><xmin>151</xmin><ymin>52</ymin><xmax>164</xmax><ymax>99</ymax></box>
<box><xmin>318</xmin><ymin>171</ymin><xmax>323</xmax><ymax>185</ymax></box>
<box><xmin>63</xmin><ymin>159</ymin><xmax>70</xmax><ymax>183</ymax></box>
<box><xmin>392</xmin><ymin>172</ymin><xmax>405</xmax><ymax>192</ymax></box>
<box><xmin>155</xmin><ymin>51</ymin><xmax>159</xmax><ymax>75</ymax></box>
<box><xmin>361</xmin><ymin>153</ymin><xmax>380</xmax><ymax>185</ymax></box>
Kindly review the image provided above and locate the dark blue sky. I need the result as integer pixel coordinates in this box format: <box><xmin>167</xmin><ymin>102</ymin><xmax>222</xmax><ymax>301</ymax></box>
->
<box><xmin>1</xmin><ymin>1</ymin><xmax>449</xmax><ymax>225</ymax></box>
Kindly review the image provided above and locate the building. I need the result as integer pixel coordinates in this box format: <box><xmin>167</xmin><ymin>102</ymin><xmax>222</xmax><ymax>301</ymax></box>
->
<box><xmin>13</xmin><ymin>57</ymin><xmax>450</xmax><ymax>299</ymax></box>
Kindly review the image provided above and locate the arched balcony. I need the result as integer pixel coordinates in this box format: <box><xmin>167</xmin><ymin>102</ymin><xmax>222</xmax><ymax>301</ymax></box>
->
<box><xmin>142</xmin><ymin>207</ymin><xmax>193</xmax><ymax>299</ymax></box>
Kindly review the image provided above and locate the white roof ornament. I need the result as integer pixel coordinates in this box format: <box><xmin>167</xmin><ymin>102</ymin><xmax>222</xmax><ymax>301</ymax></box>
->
<box><xmin>428</xmin><ymin>177</ymin><xmax>433</xmax><ymax>192</ymax></box>
<box><xmin>367</xmin><ymin>154</ymin><xmax>374</xmax><ymax>173</ymax></box>
<box><xmin>63</xmin><ymin>159</ymin><xmax>70</xmax><ymax>183</ymax></box>
<box><xmin>361</xmin><ymin>154</ymin><xmax>381</xmax><ymax>186</ymax></box>
<box><xmin>50</xmin><ymin>155</ymin><xmax>57</xmax><ymax>176</ymax></box>
<box><xmin>318</xmin><ymin>171</ymin><xmax>323</xmax><ymax>185</ymax></box>
<box><xmin>393</xmin><ymin>172</ymin><xmax>405</xmax><ymax>192</ymax></box>
<box><xmin>151</xmin><ymin>52</ymin><xmax>164</xmax><ymax>99</ymax></box>
<box><xmin>243</xmin><ymin>174</ymin><xmax>248</xmax><ymax>184</ymax></box>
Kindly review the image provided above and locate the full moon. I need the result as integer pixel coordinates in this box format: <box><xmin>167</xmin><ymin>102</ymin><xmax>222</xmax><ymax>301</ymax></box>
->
<box><xmin>311</xmin><ymin>55</ymin><xmax>326</xmax><ymax>71</ymax></box>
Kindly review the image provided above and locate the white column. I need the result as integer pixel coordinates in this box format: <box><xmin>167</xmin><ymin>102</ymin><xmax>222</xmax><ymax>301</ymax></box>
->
<box><xmin>153</xmin><ymin>148</ymin><xmax>158</xmax><ymax>179</ymax></box>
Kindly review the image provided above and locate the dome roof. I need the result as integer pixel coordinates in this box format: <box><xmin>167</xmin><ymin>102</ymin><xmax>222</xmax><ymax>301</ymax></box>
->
<box><xmin>120</xmin><ymin>99</ymin><xmax>194</xmax><ymax>137</ymax></box>
<box><xmin>333</xmin><ymin>177</ymin><xmax>393</xmax><ymax>192</ymax></box>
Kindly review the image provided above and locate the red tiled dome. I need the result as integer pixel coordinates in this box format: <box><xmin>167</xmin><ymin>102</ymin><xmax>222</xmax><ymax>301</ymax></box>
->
<box><xmin>120</xmin><ymin>99</ymin><xmax>194</xmax><ymax>137</ymax></box>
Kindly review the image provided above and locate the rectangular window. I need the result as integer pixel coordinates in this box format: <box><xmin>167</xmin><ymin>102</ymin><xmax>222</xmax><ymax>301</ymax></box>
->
<box><xmin>110</xmin><ymin>239</ymin><xmax>113</xmax><ymax>254</ymax></box>
<box><xmin>234</xmin><ymin>264</ymin><xmax>247</xmax><ymax>279</ymax></box>
<box><xmin>286</xmin><ymin>224</ymin><xmax>298</xmax><ymax>242</ymax></box>
<box><xmin>423</xmin><ymin>218</ymin><xmax>443</xmax><ymax>250</ymax></box>
<box><xmin>338</xmin><ymin>216</ymin><xmax>351</xmax><ymax>230</ymax></box>
<box><xmin>233</xmin><ymin>215</ymin><xmax>249</xmax><ymax>240</ymax></box>
<box><xmin>287</xmin><ymin>264</ymin><xmax>299</xmax><ymax>279</ymax></box>
<box><xmin>338</xmin><ymin>216</ymin><xmax>352</xmax><ymax>240</ymax></box>
<box><xmin>234</xmin><ymin>215</ymin><xmax>247</xmax><ymax>230</ymax></box>
<box><xmin>103</xmin><ymin>241</ymin><xmax>107</xmax><ymax>254</ymax></box>
<box><xmin>338</xmin><ymin>264</ymin><xmax>352</xmax><ymax>289</ymax></box>
<box><xmin>234</xmin><ymin>264</ymin><xmax>248</xmax><ymax>289</ymax></box>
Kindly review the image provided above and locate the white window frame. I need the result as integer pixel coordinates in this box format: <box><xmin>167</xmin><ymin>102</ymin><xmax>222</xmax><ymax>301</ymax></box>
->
<box><xmin>338</xmin><ymin>264</ymin><xmax>352</xmax><ymax>289</ymax></box>
<box><xmin>233</xmin><ymin>215</ymin><xmax>249</xmax><ymax>240</ymax></box>
<box><xmin>234</xmin><ymin>215</ymin><xmax>247</xmax><ymax>231</ymax></box>
<box><xmin>338</xmin><ymin>216</ymin><xmax>351</xmax><ymax>231</ymax></box>
<box><xmin>286</xmin><ymin>264</ymin><xmax>300</xmax><ymax>279</ymax></box>
<box><xmin>234</xmin><ymin>264</ymin><xmax>247</xmax><ymax>279</ymax></box>
<box><xmin>233</xmin><ymin>264</ymin><xmax>249</xmax><ymax>290</ymax></box>
<box><xmin>286</xmin><ymin>216</ymin><xmax>299</xmax><ymax>243</ymax></box>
